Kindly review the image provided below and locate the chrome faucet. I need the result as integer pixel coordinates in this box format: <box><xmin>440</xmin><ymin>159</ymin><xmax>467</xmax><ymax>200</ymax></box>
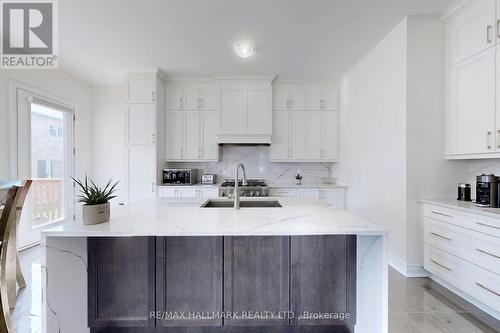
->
<box><xmin>234</xmin><ymin>163</ymin><xmax>248</xmax><ymax>209</ymax></box>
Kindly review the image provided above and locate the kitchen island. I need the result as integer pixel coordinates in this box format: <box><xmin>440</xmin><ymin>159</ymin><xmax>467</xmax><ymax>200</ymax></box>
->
<box><xmin>41</xmin><ymin>197</ymin><xmax>387</xmax><ymax>333</ymax></box>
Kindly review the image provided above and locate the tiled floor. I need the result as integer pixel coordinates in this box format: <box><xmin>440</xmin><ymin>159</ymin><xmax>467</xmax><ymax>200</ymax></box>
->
<box><xmin>10</xmin><ymin>246</ymin><xmax>500</xmax><ymax>333</ymax></box>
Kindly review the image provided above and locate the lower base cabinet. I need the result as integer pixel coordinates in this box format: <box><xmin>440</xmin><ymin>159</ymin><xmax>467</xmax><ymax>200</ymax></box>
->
<box><xmin>88</xmin><ymin>236</ymin><xmax>356</xmax><ymax>331</ymax></box>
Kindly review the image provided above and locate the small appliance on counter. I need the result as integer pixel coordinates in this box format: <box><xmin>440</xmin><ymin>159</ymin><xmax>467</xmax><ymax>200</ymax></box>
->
<box><xmin>457</xmin><ymin>183</ymin><xmax>472</xmax><ymax>202</ymax></box>
<box><xmin>201</xmin><ymin>174</ymin><xmax>216</xmax><ymax>185</ymax></box>
<box><xmin>162</xmin><ymin>169</ymin><xmax>198</xmax><ymax>185</ymax></box>
<box><xmin>475</xmin><ymin>174</ymin><xmax>498</xmax><ymax>208</ymax></box>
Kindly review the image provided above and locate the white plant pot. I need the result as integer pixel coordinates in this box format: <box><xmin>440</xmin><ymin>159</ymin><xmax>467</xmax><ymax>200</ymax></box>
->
<box><xmin>82</xmin><ymin>203</ymin><xmax>110</xmax><ymax>225</ymax></box>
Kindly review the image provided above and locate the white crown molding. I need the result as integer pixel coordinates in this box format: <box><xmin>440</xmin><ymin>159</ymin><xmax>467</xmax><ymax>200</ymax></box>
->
<box><xmin>214</xmin><ymin>74</ymin><xmax>277</xmax><ymax>83</ymax></box>
<box><xmin>441</xmin><ymin>0</ymin><xmax>477</xmax><ymax>22</ymax></box>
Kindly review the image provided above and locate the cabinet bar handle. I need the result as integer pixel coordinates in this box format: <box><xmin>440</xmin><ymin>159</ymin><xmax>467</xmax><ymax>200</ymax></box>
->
<box><xmin>431</xmin><ymin>259</ymin><xmax>452</xmax><ymax>271</ymax></box>
<box><xmin>151</xmin><ymin>183</ymin><xmax>155</xmax><ymax>193</ymax></box>
<box><xmin>487</xmin><ymin>131</ymin><xmax>492</xmax><ymax>149</ymax></box>
<box><xmin>476</xmin><ymin>221</ymin><xmax>500</xmax><ymax>230</ymax></box>
<box><xmin>475</xmin><ymin>248</ymin><xmax>500</xmax><ymax>260</ymax></box>
<box><xmin>497</xmin><ymin>130</ymin><xmax>500</xmax><ymax>149</ymax></box>
<box><xmin>476</xmin><ymin>283</ymin><xmax>500</xmax><ymax>297</ymax></box>
<box><xmin>152</xmin><ymin>133</ymin><xmax>156</xmax><ymax>144</ymax></box>
<box><xmin>487</xmin><ymin>25</ymin><xmax>493</xmax><ymax>43</ymax></box>
<box><xmin>180</xmin><ymin>98</ymin><xmax>183</xmax><ymax>109</ymax></box>
<box><xmin>497</xmin><ymin>19</ymin><xmax>500</xmax><ymax>38</ymax></box>
<box><xmin>430</xmin><ymin>232</ymin><xmax>452</xmax><ymax>241</ymax></box>
<box><xmin>152</xmin><ymin>91</ymin><xmax>156</xmax><ymax>102</ymax></box>
<box><xmin>431</xmin><ymin>210</ymin><xmax>452</xmax><ymax>218</ymax></box>
<box><xmin>290</xmin><ymin>99</ymin><xmax>293</xmax><ymax>110</ymax></box>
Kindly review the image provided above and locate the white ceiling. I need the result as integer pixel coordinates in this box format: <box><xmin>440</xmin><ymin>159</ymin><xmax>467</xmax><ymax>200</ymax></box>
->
<box><xmin>58</xmin><ymin>0</ymin><xmax>454</xmax><ymax>85</ymax></box>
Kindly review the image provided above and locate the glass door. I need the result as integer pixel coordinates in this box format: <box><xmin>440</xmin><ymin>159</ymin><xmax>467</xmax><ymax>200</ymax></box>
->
<box><xmin>16</xmin><ymin>87</ymin><xmax>74</xmax><ymax>249</ymax></box>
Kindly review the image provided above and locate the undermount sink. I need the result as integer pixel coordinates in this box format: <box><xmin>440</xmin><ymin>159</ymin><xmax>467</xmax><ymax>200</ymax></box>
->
<box><xmin>201</xmin><ymin>199</ymin><xmax>282</xmax><ymax>208</ymax></box>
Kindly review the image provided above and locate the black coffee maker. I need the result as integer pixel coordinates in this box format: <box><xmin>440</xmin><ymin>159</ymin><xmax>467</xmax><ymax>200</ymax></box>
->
<box><xmin>476</xmin><ymin>174</ymin><xmax>498</xmax><ymax>208</ymax></box>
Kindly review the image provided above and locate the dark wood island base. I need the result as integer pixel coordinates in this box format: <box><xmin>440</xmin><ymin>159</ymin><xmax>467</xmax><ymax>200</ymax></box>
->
<box><xmin>88</xmin><ymin>235</ymin><xmax>357</xmax><ymax>332</ymax></box>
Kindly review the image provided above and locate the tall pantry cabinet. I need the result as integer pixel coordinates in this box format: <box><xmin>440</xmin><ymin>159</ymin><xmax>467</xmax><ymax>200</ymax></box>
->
<box><xmin>124</xmin><ymin>70</ymin><xmax>166</xmax><ymax>203</ymax></box>
<box><xmin>445</xmin><ymin>0</ymin><xmax>500</xmax><ymax>159</ymax></box>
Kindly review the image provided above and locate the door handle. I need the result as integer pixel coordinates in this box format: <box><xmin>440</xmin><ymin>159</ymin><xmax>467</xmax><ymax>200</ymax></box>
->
<box><xmin>476</xmin><ymin>282</ymin><xmax>500</xmax><ymax>297</ymax></box>
<box><xmin>475</xmin><ymin>248</ymin><xmax>500</xmax><ymax>260</ymax></box>
<box><xmin>430</xmin><ymin>232</ymin><xmax>452</xmax><ymax>241</ymax></box>
<box><xmin>487</xmin><ymin>25</ymin><xmax>493</xmax><ymax>44</ymax></box>
<box><xmin>431</xmin><ymin>259</ymin><xmax>452</xmax><ymax>271</ymax></box>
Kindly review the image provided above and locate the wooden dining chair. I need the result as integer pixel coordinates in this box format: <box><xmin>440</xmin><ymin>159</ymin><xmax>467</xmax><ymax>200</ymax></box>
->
<box><xmin>6</xmin><ymin>180</ymin><xmax>32</xmax><ymax>308</ymax></box>
<box><xmin>0</xmin><ymin>185</ymin><xmax>20</xmax><ymax>333</ymax></box>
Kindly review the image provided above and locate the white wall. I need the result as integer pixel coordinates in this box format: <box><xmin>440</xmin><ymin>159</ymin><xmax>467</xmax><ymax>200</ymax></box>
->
<box><xmin>0</xmin><ymin>70</ymin><xmax>93</xmax><ymax>180</ymax></box>
<box><xmin>405</xmin><ymin>16</ymin><xmax>468</xmax><ymax>267</ymax></box>
<box><xmin>335</xmin><ymin>18</ymin><xmax>409</xmax><ymax>265</ymax></box>
<box><xmin>90</xmin><ymin>85</ymin><xmax>126</xmax><ymax>205</ymax></box>
<box><xmin>334</xmin><ymin>16</ymin><xmax>468</xmax><ymax>273</ymax></box>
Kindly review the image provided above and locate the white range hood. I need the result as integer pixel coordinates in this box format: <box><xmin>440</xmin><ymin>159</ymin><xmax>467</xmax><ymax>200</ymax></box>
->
<box><xmin>215</xmin><ymin>75</ymin><xmax>275</xmax><ymax>144</ymax></box>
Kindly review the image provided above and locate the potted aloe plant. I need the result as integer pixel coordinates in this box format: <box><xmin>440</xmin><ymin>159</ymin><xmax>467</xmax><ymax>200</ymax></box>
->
<box><xmin>72</xmin><ymin>176</ymin><xmax>119</xmax><ymax>225</ymax></box>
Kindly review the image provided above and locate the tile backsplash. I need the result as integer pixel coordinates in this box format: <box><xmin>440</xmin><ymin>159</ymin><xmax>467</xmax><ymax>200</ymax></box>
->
<box><xmin>165</xmin><ymin>146</ymin><xmax>334</xmax><ymax>185</ymax></box>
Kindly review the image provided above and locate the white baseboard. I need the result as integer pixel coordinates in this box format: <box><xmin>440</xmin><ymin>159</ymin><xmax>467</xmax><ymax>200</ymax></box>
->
<box><xmin>388</xmin><ymin>253</ymin><xmax>429</xmax><ymax>278</ymax></box>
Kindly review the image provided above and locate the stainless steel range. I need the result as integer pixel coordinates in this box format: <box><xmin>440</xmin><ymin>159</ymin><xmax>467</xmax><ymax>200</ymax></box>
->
<box><xmin>219</xmin><ymin>179</ymin><xmax>269</xmax><ymax>197</ymax></box>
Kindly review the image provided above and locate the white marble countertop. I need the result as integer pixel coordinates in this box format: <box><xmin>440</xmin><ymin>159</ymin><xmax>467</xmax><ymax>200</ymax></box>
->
<box><xmin>418</xmin><ymin>199</ymin><xmax>500</xmax><ymax>218</ymax></box>
<box><xmin>43</xmin><ymin>197</ymin><xmax>385</xmax><ymax>237</ymax></box>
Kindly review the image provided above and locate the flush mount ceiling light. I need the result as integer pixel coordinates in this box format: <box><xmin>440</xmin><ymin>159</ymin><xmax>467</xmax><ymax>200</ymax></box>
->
<box><xmin>234</xmin><ymin>41</ymin><xmax>256</xmax><ymax>58</ymax></box>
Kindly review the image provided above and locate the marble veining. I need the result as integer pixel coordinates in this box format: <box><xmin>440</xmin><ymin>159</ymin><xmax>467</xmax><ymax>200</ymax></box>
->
<box><xmin>42</xmin><ymin>197</ymin><xmax>386</xmax><ymax>237</ymax></box>
<box><xmin>166</xmin><ymin>146</ymin><xmax>336</xmax><ymax>185</ymax></box>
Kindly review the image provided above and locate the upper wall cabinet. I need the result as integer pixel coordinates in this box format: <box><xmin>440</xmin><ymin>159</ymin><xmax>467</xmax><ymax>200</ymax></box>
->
<box><xmin>445</xmin><ymin>0</ymin><xmax>500</xmax><ymax>159</ymax></box>
<box><xmin>165</xmin><ymin>81</ymin><xmax>219</xmax><ymax>162</ymax></box>
<box><xmin>126</xmin><ymin>76</ymin><xmax>157</xmax><ymax>103</ymax></box>
<box><xmin>216</xmin><ymin>76</ymin><xmax>274</xmax><ymax>144</ymax></box>
<box><xmin>306</xmin><ymin>84</ymin><xmax>338</xmax><ymax>111</ymax></box>
<box><xmin>271</xmin><ymin>82</ymin><xmax>338</xmax><ymax>162</ymax></box>
<box><xmin>446</xmin><ymin>0</ymin><xmax>496</xmax><ymax>66</ymax></box>
<box><xmin>166</xmin><ymin>82</ymin><xmax>216</xmax><ymax>110</ymax></box>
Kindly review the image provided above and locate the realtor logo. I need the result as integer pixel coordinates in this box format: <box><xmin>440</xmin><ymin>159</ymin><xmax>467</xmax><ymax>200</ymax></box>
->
<box><xmin>1</xmin><ymin>0</ymin><xmax>58</xmax><ymax>68</ymax></box>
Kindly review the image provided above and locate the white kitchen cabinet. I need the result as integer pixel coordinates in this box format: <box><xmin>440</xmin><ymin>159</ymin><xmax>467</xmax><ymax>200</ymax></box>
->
<box><xmin>421</xmin><ymin>202</ymin><xmax>500</xmax><ymax>316</ymax></box>
<box><xmin>125</xmin><ymin>104</ymin><xmax>155</xmax><ymax>145</ymax></box>
<box><xmin>272</xmin><ymin>85</ymin><xmax>306</xmax><ymax>111</ymax></box>
<box><xmin>289</xmin><ymin>111</ymin><xmax>307</xmax><ymax>160</ymax></box>
<box><xmin>322</xmin><ymin>111</ymin><xmax>339</xmax><ymax>160</ymax></box>
<box><xmin>270</xmin><ymin>111</ymin><xmax>289</xmax><ymax>160</ymax></box>
<box><xmin>166</xmin><ymin>109</ymin><xmax>218</xmax><ymax>162</ymax></box>
<box><xmin>184</xmin><ymin>111</ymin><xmax>201</xmax><ymax>159</ymax></box>
<box><xmin>126</xmin><ymin>146</ymin><xmax>156</xmax><ymax>202</ymax></box>
<box><xmin>166</xmin><ymin>85</ymin><xmax>184</xmax><ymax>109</ymax></box>
<box><xmin>446</xmin><ymin>0</ymin><xmax>496</xmax><ymax>66</ymax></box>
<box><xmin>158</xmin><ymin>186</ymin><xmax>218</xmax><ymax>199</ymax></box>
<box><xmin>216</xmin><ymin>77</ymin><xmax>273</xmax><ymax>144</ymax></box>
<box><xmin>306</xmin><ymin>84</ymin><xmax>337</xmax><ymax>111</ymax></box>
<box><xmin>271</xmin><ymin>110</ymin><xmax>338</xmax><ymax>162</ymax></box>
<box><xmin>298</xmin><ymin>189</ymin><xmax>321</xmax><ymax>198</ymax></box>
<box><xmin>447</xmin><ymin>48</ymin><xmax>496</xmax><ymax>156</ymax></box>
<box><xmin>306</xmin><ymin>111</ymin><xmax>322</xmax><ymax>159</ymax></box>
<box><xmin>270</xmin><ymin>187</ymin><xmax>346</xmax><ymax>209</ymax></box>
<box><xmin>183</xmin><ymin>84</ymin><xmax>217</xmax><ymax>110</ymax></box>
<box><xmin>124</xmin><ymin>71</ymin><xmax>165</xmax><ymax>204</ymax></box>
<box><xmin>126</xmin><ymin>76</ymin><xmax>156</xmax><ymax>103</ymax></box>
<box><xmin>201</xmin><ymin>111</ymin><xmax>218</xmax><ymax>160</ymax></box>
<box><xmin>166</xmin><ymin>111</ymin><xmax>184</xmax><ymax>160</ymax></box>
